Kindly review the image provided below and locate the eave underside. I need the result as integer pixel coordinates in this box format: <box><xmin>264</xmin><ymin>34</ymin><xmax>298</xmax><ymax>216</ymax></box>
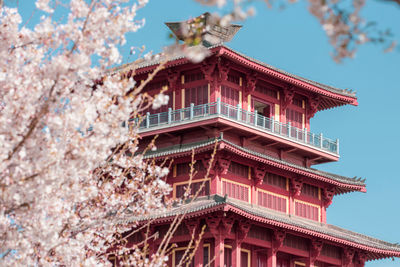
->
<box><xmin>141</xmin><ymin>136</ymin><xmax>366</xmax><ymax>194</ymax></box>
<box><xmin>120</xmin><ymin>195</ymin><xmax>400</xmax><ymax>262</ymax></box>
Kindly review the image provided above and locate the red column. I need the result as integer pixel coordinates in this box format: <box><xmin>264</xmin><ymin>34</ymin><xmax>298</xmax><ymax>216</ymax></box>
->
<box><xmin>215</xmin><ymin>174</ymin><xmax>221</xmax><ymax>196</ymax></box>
<box><xmin>214</xmin><ymin>233</ymin><xmax>224</xmax><ymax>267</ymax></box>
<box><xmin>232</xmin><ymin>240</ymin><xmax>241</xmax><ymax>267</ymax></box>
<box><xmin>194</xmin><ymin>239</ymin><xmax>204</xmax><ymax>267</ymax></box>
<box><xmin>210</xmin><ymin>173</ymin><xmax>218</xmax><ymax>195</ymax></box>
<box><xmin>289</xmin><ymin>193</ymin><xmax>295</xmax><ymax>215</ymax></box>
<box><xmin>251</xmin><ymin>183</ymin><xmax>257</xmax><ymax>204</ymax></box>
<box><xmin>206</xmin><ymin>216</ymin><xmax>224</xmax><ymax>267</ymax></box>
<box><xmin>321</xmin><ymin>206</ymin><xmax>327</xmax><ymax>224</ymax></box>
<box><xmin>267</xmin><ymin>248</ymin><xmax>277</xmax><ymax>267</ymax></box>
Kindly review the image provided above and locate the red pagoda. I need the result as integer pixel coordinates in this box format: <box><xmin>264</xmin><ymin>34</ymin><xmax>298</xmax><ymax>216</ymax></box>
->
<box><xmin>118</xmin><ymin>13</ymin><xmax>400</xmax><ymax>267</ymax></box>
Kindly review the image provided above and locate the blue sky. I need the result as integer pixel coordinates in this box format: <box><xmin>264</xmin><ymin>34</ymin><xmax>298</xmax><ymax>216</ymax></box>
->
<box><xmin>13</xmin><ymin>0</ymin><xmax>400</xmax><ymax>266</ymax></box>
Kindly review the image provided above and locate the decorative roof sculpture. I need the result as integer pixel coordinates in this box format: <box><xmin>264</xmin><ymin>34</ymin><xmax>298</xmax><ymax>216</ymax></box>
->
<box><xmin>165</xmin><ymin>12</ymin><xmax>242</xmax><ymax>47</ymax></box>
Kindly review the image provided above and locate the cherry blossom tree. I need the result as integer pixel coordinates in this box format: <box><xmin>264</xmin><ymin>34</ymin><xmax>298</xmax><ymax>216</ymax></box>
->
<box><xmin>0</xmin><ymin>0</ymin><xmax>175</xmax><ymax>265</ymax></box>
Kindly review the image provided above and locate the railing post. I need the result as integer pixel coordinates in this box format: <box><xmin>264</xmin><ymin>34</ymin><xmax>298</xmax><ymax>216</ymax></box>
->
<box><xmin>336</xmin><ymin>138</ymin><xmax>340</xmax><ymax>154</ymax></box>
<box><xmin>190</xmin><ymin>103</ymin><xmax>194</xmax><ymax>119</ymax></box>
<box><xmin>263</xmin><ymin>116</ymin><xmax>266</xmax><ymax>129</ymax></box>
<box><xmin>271</xmin><ymin>116</ymin><xmax>274</xmax><ymax>132</ymax></box>
<box><xmin>146</xmin><ymin>112</ymin><xmax>150</xmax><ymax>128</ymax></box>
<box><xmin>320</xmin><ymin>133</ymin><xmax>323</xmax><ymax>148</ymax></box>
<box><xmin>303</xmin><ymin>128</ymin><xmax>307</xmax><ymax>142</ymax></box>
<box><xmin>311</xmin><ymin>133</ymin><xmax>315</xmax><ymax>145</ymax></box>
<box><xmin>288</xmin><ymin>122</ymin><xmax>291</xmax><ymax>137</ymax></box>
<box><xmin>217</xmin><ymin>98</ymin><xmax>221</xmax><ymax>114</ymax></box>
<box><xmin>236</xmin><ymin>104</ymin><xmax>240</xmax><ymax>121</ymax></box>
<box><xmin>168</xmin><ymin>108</ymin><xmax>172</xmax><ymax>124</ymax></box>
<box><xmin>254</xmin><ymin>110</ymin><xmax>258</xmax><ymax>126</ymax></box>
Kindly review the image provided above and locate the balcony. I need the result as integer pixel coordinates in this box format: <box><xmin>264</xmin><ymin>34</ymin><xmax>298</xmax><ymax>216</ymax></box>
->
<box><xmin>137</xmin><ymin>100</ymin><xmax>339</xmax><ymax>155</ymax></box>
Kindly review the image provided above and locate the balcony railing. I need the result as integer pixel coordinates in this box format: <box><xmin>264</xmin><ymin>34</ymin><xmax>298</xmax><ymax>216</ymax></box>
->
<box><xmin>136</xmin><ymin>99</ymin><xmax>339</xmax><ymax>155</ymax></box>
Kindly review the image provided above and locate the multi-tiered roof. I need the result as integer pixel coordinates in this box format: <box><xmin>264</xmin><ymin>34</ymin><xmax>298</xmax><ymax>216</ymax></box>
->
<box><xmin>118</xmin><ymin>13</ymin><xmax>400</xmax><ymax>266</ymax></box>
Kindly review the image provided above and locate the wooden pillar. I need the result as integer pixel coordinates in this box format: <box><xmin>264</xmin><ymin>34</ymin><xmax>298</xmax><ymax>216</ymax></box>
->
<box><xmin>232</xmin><ymin>240</ymin><xmax>241</xmax><ymax>267</ymax></box>
<box><xmin>269</xmin><ymin>229</ymin><xmax>286</xmax><ymax>267</ymax></box>
<box><xmin>194</xmin><ymin>239</ymin><xmax>204</xmax><ymax>267</ymax></box>
<box><xmin>267</xmin><ymin>248</ymin><xmax>277</xmax><ymax>267</ymax></box>
<box><xmin>214</xmin><ymin>233</ymin><xmax>224</xmax><ymax>267</ymax></box>
<box><xmin>321</xmin><ymin>206</ymin><xmax>328</xmax><ymax>224</ymax></box>
<box><xmin>232</xmin><ymin>220</ymin><xmax>251</xmax><ymax>267</ymax></box>
<box><xmin>251</xmin><ymin>183</ymin><xmax>257</xmax><ymax>204</ymax></box>
<box><xmin>206</xmin><ymin>216</ymin><xmax>224</xmax><ymax>267</ymax></box>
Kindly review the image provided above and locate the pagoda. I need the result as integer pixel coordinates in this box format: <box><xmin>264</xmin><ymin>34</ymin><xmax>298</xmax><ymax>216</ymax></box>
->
<box><xmin>118</xmin><ymin>13</ymin><xmax>400</xmax><ymax>267</ymax></box>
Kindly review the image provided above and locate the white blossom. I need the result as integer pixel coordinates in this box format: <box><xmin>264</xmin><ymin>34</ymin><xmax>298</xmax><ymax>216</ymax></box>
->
<box><xmin>152</xmin><ymin>93</ymin><xmax>169</xmax><ymax>110</ymax></box>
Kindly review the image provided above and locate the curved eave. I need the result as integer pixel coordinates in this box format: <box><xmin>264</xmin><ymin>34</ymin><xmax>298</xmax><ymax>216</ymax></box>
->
<box><xmin>128</xmin><ymin>45</ymin><xmax>358</xmax><ymax>110</ymax></box>
<box><xmin>122</xmin><ymin>198</ymin><xmax>400</xmax><ymax>260</ymax></box>
<box><xmin>215</xmin><ymin>46</ymin><xmax>358</xmax><ymax>108</ymax></box>
<box><xmin>143</xmin><ymin>139</ymin><xmax>366</xmax><ymax>193</ymax></box>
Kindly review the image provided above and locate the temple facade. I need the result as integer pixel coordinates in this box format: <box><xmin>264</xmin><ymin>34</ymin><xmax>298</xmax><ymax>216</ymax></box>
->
<box><xmin>117</xmin><ymin>13</ymin><xmax>400</xmax><ymax>267</ymax></box>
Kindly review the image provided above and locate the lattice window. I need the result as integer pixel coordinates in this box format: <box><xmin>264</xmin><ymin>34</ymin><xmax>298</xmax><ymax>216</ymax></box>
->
<box><xmin>174</xmin><ymin>225</ymin><xmax>189</xmax><ymax>236</ymax></box>
<box><xmin>301</xmin><ymin>183</ymin><xmax>319</xmax><ymax>199</ymax></box>
<box><xmin>173</xmin><ymin>249</ymin><xmax>195</xmax><ymax>267</ymax></box>
<box><xmin>321</xmin><ymin>244</ymin><xmax>342</xmax><ymax>259</ymax></box>
<box><xmin>145</xmin><ymin>80</ymin><xmax>168</xmax><ymax>91</ymax></box>
<box><xmin>255</xmin><ymin>85</ymin><xmax>278</xmax><ymax>99</ymax></box>
<box><xmin>185</xmin><ymin>85</ymin><xmax>208</xmax><ymax>107</ymax></box>
<box><xmin>175</xmin><ymin>180</ymin><xmax>210</xmax><ymax>199</ymax></box>
<box><xmin>228</xmin><ymin>161</ymin><xmax>248</xmax><ymax>178</ymax></box>
<box><xmin>286</xmin><ymin>108</ymin><xmax>303</xmax><ymax>128</ymax></box>
<box><xmin>185</xmin><ymin>72</ymin><xmax>205</xmax><ymax>83</ymax></box>
<box><xmin>292</xmin><ymin>97</ymin><xmax>303</xmax><ymax>108</ymax></box>
<box><xmin>176</xmin><ymin>161</ymin><xmax>205</xmax><ymax>176</ymax></box>
<box><xmin>248</xmin><ymin>225</ymin><xmax>271</xmax><ymax>241</ymax></box>
<box><xmin>257</xmin><ymin>191</ymin><xmax>287</xmax><ymax>213</ymax></box>
<box><xmin>264</xmin><ymin>172</ymin><xmax>287</xmax><ymax>189</ymax></box>
<box><xmin>284</xmin><ymin>234</ymin><xmax>309</xmax><ymax>251</ymax></box>
<box><xmin>222</xmin><ymin>180</ymin><xmax>249</xmax><ymax>202</ymax></box>
<box><xmin>227</xmin><ymin>74</ymin><xmax>240</xmax><ymax>85</ymax></box>
<box><xmin>295</xmin><ymin>201</ymin><xmax>319</xmax><ymax>221</ymax></box>
<box><xmin>224</xmin><ymin>247</ymin><xmax>232</xmax><ymax>267</ymax></box>
<box><xmin>221</xmin><ymin>85</ymin><xmax>239</xmax><ymax>106</ymax></box>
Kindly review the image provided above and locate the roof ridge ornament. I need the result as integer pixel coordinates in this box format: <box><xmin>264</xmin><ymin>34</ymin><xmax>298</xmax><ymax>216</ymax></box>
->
<box><xmin>165</xmin><ymin>12</ymin><xmax>242</xmax><ymax>47</ymax></box>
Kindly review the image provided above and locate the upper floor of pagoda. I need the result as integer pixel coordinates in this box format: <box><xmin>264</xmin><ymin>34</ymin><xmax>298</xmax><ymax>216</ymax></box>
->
<box><xmin>116</xmin><ymin>14</ymin><xmax>358</xmax><ymax>164</ymax></box>
<box><xmin>122</xmin><ymin>44</ymin><xmax>357</xmax><ymax>163</ymax></box>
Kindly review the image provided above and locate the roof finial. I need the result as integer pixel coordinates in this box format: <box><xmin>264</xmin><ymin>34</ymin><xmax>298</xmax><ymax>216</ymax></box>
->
<box><xmin>165</xmin><ymin>12</ymin><xmax>242</xmax><ymax>47</ymax></box>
